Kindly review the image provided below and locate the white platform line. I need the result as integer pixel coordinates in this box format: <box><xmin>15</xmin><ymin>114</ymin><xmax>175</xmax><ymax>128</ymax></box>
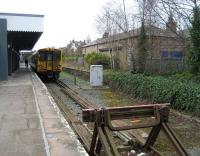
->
<box><xmin>31</xmin><ymin>73</ymin><xmax>51</xmax><ymax>156</ymax></box>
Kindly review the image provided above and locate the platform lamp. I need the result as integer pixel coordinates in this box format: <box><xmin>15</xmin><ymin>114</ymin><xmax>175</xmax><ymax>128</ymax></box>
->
<box><xmin>71</xmin><ymin>42</ymin><xmax>77</xmax><ymax>85</ymax></box>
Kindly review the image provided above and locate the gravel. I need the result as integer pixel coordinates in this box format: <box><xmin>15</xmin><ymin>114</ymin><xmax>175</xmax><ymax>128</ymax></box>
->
<box><xmin>46</xmin><ymin>82</ymin><xmax>83</xmax><ymax>120</ymax></box>
<box><xmin>59</xmin><ymin>74</ymin><xmax>106</xmax><ymax>108</ymax></box>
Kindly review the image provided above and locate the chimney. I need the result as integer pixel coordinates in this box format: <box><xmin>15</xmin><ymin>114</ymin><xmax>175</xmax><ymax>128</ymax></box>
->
<box><xmin>166</xmin><ymin>13</ymin><xmax>177</xmax><ymax>32</ymax></box>
<box><xmin>103</xmin><ymin>32</ymin><xmax>109</xmax><ymax>38</ymax></box>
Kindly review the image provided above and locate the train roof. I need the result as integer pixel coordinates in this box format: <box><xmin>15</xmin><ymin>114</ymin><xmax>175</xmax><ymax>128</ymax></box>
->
<box><xmin>38</xmin><ymin>48</ymin><xmax>61</xmax><ymax>52</ymax></box>
<box><xmin>31</xmin><ymin>48</ymin><xmax>61</xmax><ymax>57</ymax></box>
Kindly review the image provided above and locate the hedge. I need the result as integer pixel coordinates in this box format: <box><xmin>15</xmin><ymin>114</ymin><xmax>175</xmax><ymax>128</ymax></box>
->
<box><xmin>104</xmin><ymin>71</ymin><xmax>200</xmax><ymax>116</ymax></box>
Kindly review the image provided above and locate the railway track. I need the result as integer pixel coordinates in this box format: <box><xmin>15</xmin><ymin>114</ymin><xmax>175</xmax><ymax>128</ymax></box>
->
<box><xmin>46</xmin><ymin>79</ymin><xmax>188</xmax><ymax>156</ymax></box>
<box><xmin>56</xmin><ymin>80</ymin><xmax>95</xmax><ymax>109</ymax></box>
<box><xmin>47</xmin><ymin>80</ymin><xmax>145</xmax><ymax>155</ymax></box>
<box><xmin>47</xmin><ymin>83</ymin><xmax>92</xmax><ymax>152</ymax></box>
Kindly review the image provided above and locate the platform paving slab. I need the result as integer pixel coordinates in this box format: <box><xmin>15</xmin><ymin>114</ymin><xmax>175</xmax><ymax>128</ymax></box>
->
<box><xmin>0</xmin><ymin>67</ymin><xmax>88</xmax><ymax>156</ymax></box>
<box><xmin>0</xmin><ymin>68</ymin><xmax>46</xmax><ymax>156</ymax></box>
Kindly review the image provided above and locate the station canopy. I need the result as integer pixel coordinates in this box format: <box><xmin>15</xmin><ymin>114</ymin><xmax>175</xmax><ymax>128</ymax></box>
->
<box><xmin>0</xmin><ymin>13</ymin><xmax>44</xmax><ymax>50</ymax></box>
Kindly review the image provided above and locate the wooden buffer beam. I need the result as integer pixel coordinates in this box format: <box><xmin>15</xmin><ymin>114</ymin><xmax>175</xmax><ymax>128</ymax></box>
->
<box><xmin>82</xmin><ymin>104</ymin><xmax>189</xmax><ymax>156</ymax></box>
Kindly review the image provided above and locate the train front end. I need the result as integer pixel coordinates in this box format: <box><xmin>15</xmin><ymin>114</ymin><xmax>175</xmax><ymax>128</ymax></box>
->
<box><xmin>37</xmin><ymin>48</ymin><xmax>62</xmax><ymax>79</ymax></box>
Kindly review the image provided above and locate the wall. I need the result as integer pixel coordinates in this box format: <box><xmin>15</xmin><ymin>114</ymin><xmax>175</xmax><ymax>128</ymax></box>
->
<box><xmin>82</xmin><ymin>45</ymin><xmax>98</xmax><ymax>55</ymax></box>
<box><xmin>82</xmin><ymin>34</ymin><xmax>187</xmax><ymax>72</ymax></box>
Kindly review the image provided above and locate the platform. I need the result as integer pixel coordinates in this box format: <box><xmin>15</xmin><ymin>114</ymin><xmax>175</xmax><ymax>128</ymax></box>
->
<box><xmin>0</xmin><ymin>64</ymin><xmax>88</xmax><ymax>156</ymax></box>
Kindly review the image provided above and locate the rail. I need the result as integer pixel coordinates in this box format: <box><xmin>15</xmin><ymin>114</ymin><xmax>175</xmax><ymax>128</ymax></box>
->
<box><xmin>56</xmin><ymin>80</ymin><xmax>189</xmax><ymax>156</ymax></box>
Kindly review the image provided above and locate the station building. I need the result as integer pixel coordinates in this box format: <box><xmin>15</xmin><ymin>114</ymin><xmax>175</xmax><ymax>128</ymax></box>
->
<box><xmin>0</xmin><ymin>13</ymin><xmax>44</xmax><ymax>81</ymax></box>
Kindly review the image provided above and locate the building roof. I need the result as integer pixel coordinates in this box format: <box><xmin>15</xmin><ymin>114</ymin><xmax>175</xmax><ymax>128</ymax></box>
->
<box><xmin>0</xmin><ymin>12</ymin><xmax>44</xmax><ymax>32</ymax></box>
<box><xmin>82</xmin><ymin>25</ymin><xmax>188</xmax><ymax>48</ymax></box>
<box><xmin>0</xmin><ymin>12</ymin><xmax>44</xmax><ymax>50</ymax></box>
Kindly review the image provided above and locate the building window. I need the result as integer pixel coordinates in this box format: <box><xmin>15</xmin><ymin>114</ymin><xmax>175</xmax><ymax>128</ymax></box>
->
<box><xmin>160</xmin><ymin>50</ymin><xmax>183</xmax><ymax>59</ymax></box>
<box><xmin>170</xmin><ymin>51</ymin><xmax>183</xmax><ymax>59</ymax></box>
<box><xmin>99</xmin><ymin>48</ymin><xmax>112</xmax><ymax>52</ymax></box>
<box><xmin>160</xmin><ymin>51</ymin><xmax>169</xmax><ymax>58</ymax></box>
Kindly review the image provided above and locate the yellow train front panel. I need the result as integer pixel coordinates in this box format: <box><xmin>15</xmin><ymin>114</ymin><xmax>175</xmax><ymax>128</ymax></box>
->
<box><xmin>32</xmin><ymin>48</ymin><xmax>62</xmax><ymax>79</ymax></box>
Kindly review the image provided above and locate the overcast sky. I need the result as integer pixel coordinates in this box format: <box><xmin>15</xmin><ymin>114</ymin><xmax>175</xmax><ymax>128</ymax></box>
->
<box><xmin>0</xmin><ymin>0</ymin><xmax>114</xmax><ymax>49</ymax></box>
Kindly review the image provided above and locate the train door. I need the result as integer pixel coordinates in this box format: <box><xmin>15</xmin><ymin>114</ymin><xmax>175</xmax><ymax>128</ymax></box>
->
<box><xmin>38</xmin><ymin>52</ymin><xmax>46</xmax><ymax>70</ymax></box>
<box><xmin>52</xmin><ymin>51</ymin><xmax>61</xmax><ymax>69</ymax></box>
<box><xmin>46</xmin><ymin>52</ymin><xmax>53</xmax><ymax>71</ymax></box>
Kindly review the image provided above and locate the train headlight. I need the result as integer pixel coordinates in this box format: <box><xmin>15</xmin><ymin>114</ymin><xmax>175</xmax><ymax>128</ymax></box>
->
<box><xmin>57</xmin><ymin>65</ymin><xmax>61</xmax><ymax>68</ymax></box>
<box><xmin>38</xmin><ymin>65</ymin><xmax>42</xmax><ymax>69</ymax></box>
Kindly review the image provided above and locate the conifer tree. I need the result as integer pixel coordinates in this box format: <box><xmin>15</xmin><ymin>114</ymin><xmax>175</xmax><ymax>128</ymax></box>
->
<box><xmin>188</xmin><ymin>6</ymin><xmax>200</xmax><ymax>74</ymax></box>
<box><xmin>137</xmin><ymin>21</ymin><xmax>147</xmax><ymax>73</ymax></box>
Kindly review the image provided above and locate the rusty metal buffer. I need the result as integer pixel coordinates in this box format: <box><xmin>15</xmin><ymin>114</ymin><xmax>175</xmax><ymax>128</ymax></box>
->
<box><xmin>82</xmin><ymin>104</ymin><xmax>189</xmax><ymax>156</ymax></box>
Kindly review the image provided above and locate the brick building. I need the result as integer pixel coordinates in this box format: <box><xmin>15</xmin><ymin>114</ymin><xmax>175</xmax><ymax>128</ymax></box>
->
<box><xmin>82</xmin><ymin>17</ymin><xmax>189</xmax><ymax>72</ymax></box>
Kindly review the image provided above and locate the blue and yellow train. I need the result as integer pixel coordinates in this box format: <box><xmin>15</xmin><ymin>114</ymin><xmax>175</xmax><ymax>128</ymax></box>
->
<box><xmin>30</xmin><ymin>48</ymin><xmax>62</xmax><ymax>79</ymax></box>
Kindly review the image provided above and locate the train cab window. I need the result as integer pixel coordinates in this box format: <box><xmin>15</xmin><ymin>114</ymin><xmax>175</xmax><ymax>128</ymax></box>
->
<box><xmin>47</xmin><ymin>53</ymin><xmax>52</xmax><ymax>61</ymax></box>
<box><xmin>39</xmin><ymin>53</ymin><xmax>46</xmax><ymax>61</ymax></box>
<box><xmin>53</xmin><ymin>52</ymin><xmax>61</xmax><ymax>60</ymax></box>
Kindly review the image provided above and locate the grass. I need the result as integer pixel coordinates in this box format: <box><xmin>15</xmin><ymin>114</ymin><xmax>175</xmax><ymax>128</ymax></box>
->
<box><xmin>102</xmin><ymin>89</ymin><xmax>138</xmax><ymax>107</ymax></box>
<box><xmin>59</xmin><ymin>71</ymin><xmax>89</xmax><ymax>86</ymax></box>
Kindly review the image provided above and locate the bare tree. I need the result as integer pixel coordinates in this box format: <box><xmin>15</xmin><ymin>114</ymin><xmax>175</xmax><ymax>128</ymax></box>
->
<box><xmin>147</xmin><ymin>0</ymin><xmax>200</xmax><ymax>31</ymax></box>
<box><xmin>96</xmin><ymin>1</ymin><xmax>131</xmax><ymax>69</ymax></box>
<box><xmin>97</xmin><ymin>0</ymin><xmax>199</xmax><ymax>42</ymax></box>
<box><xmin>96</xmin><ymin>1</ymin><xmax>135</xmax><ymax>34</ymax></box>
<box><xmin>96</xmin><ymin>3</ymin><xmax>113</xmax><ymax>35</ymax></box>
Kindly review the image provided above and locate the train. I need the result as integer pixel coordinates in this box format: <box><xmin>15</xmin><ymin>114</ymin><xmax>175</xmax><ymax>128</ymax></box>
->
<box><xmin>30</xmin><ymin>48</ymin><xmax>62</xmax><ymax>79</ymax></box>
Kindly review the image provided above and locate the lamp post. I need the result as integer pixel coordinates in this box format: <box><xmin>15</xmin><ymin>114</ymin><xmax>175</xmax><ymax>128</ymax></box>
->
<box><xmin>71</xmin><ymin>42</ymin><xmax>77</xmax><ymax>85</ymax></box>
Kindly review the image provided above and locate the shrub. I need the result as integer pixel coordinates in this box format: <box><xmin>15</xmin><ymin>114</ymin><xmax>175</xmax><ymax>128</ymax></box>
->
<box><xmin>104</xmin><ymin>71</ymin><xmax>200</xmax><ymax>116</ymax></box>
<box><xmin>170</xmin><ymin>72</ymin><xmax>200</xmax><ymax>83</ymax></box>
<box><xmin>85</xmin><ymin>52</ymin><xmax>110</xmax><ymax>68</ymax></box>
<box><xmin>170</xmin><ymin>72</ymin><xmax>194</xmax><ymax>81</ymax></box>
